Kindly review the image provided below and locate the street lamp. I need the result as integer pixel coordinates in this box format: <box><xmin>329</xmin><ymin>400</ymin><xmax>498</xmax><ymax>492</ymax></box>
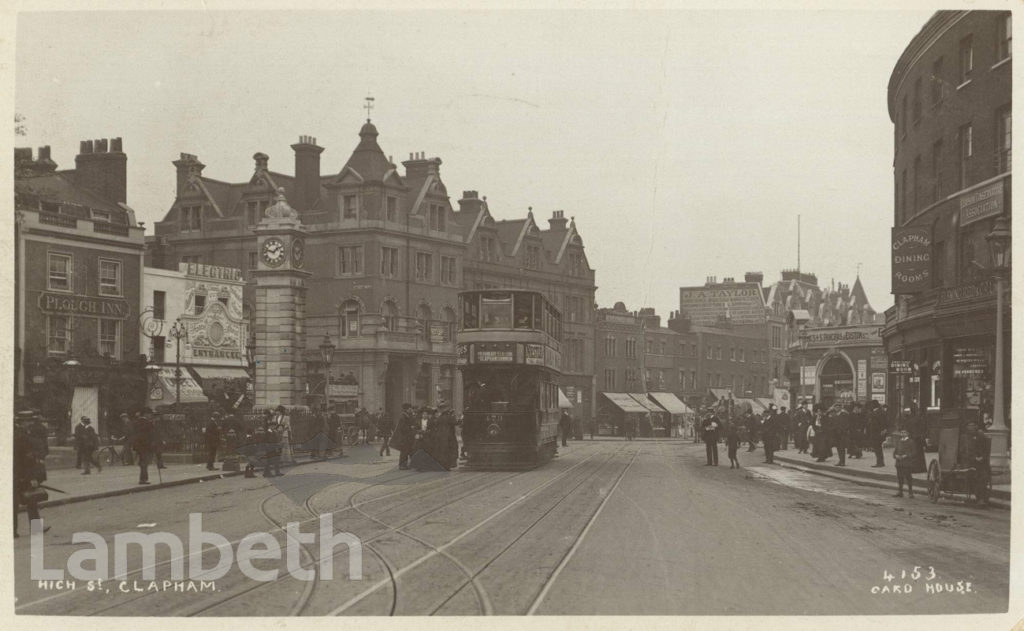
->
<box><xmin>245</xmin><ymin>333</ymin><xmax>257</xmax><ymax>408</ymax></box>
<box><xmin>985</xmin><ymin>217</ymin><xmax>1011</xmax><ymax>472</ymax></box>
<box><xmin>319</xmin><ymin>334</ymin><xmax>336</xmax><ymax>412</ymax></box>
<box><xmin>62</xmin><ymin>355</ymin><xmax>80</xmax><ymax>440</ymax></box>
<box><xmin>168</xmin><ymin>319</ymin><xmax>188</xmax><ymax>409</ymax></box>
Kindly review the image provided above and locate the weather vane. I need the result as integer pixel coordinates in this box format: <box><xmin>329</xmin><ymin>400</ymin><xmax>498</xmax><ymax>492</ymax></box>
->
<box><xmin>364</xmin><ymin>95</ymin><xmax>375</xmax><ymax>122</ymax></box>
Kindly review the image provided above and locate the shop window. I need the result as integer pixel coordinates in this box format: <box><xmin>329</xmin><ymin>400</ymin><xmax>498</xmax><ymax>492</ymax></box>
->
<box><xmin>928</xmin><ymin>361</ymin><xmax>942</xmax><ymax>410</ymax></box>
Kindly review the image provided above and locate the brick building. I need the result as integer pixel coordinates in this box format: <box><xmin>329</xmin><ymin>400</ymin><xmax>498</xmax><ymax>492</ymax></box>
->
<box><xmin>148</xmin><ymin>116</ymin><xmax>597</xmax><ymax>421</ymax></box>
<box><xmin>883</xmin><ymin>10</ymin><xmax>1011</xmax><ymax>463</ymax></box>
<box><xmin>15</xmin><ymin>138</ymin><xmax>147</xmax><ymax>436</ymax></box>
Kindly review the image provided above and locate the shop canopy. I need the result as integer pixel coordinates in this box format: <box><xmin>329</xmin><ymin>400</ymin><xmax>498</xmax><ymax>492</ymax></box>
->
<box><xmin>192</xmin><ymin>366</ymin><xmax>251</xmax><ymax>381</ymax></box>
<box><xmin>601</xmin><ymin>392</ymin><xmax>649</xmax><ymax>414</ymax></box>
<box><xmin>735</xmin><ymin>397</ymin><xmax>767</xmax><ymax>414</ymax></box>
<box><xmin>648</xmin><ymin>392</ymin><xmax>693</xmax><ymax>416</ymax></box>
<box><xmin>628</xmin><ymin>393</ymin><xmax>666</xmax><ymax>415</ymax></box>
<box><xmin>558</xmin><ymin>388</ymin><xmax>574</xmax><ymax>409</ymax></box>
<box><xmin>152</xmin><ymin>367</ymin><xmax>207</xmax><ymax>406</ymax></box>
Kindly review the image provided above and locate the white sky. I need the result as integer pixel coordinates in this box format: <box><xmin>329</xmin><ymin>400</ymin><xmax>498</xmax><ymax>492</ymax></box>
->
<box><xmin>15</xmin><ymin>7</ymin><xmax>943</xmax><ymax>318</ymax></box>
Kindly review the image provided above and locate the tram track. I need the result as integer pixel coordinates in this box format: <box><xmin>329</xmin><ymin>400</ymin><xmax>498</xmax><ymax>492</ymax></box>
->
<box><xmin>325</xmin><ymin>445</ymin><xmax>619</xmax><ymax>616</ymax></box>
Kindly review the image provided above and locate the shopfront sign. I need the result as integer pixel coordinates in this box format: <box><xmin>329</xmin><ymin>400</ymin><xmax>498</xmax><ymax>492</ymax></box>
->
<box><xmin>524</xmin><ymin>344</ymin><xmax>544</xmax><ymax>365</ymax></box>
<box><xmin>871</xmin><ymin>373</ymin><xmax>886</xmax><ymax>391</ymax></box>
<box><xmin>803</xmin><ymin>326</ymin><xmax>881</xmax><ymax>348</ymax></box>
<box><xmin>870</xmin><ymin>348</ymin><xmax>888</xmax><ymax>370</ymax></box>
<box><xmin>429</xmin><ymin>323</ymin><xmax>450</xmax><ymax>344</ymax></box>
<box><xmin>38</xmin><ymin>292</ymin><xmax>130</xmax><ymax>320</ymax></box>
<box><xmin>952</xmin><ymin>346</ymin><xmax>989</xmax><ymax>378</ymax></box>
<box><xmin>889</xmin><ymin>360</ymin><xmax>913</xmax><ymax>374</ymax></box>
<box><xmin>182</xmin><ymin>262</ymin><xmax>243</xmax><ymax>282</ymax></box>
<box><xmin>937</xmin><ymin>279</ymin><xmax>995</xmax><ymax>307</ymax></box>
<box><xmin>328</xmin><ymin>384</ymin><xmax>359</xmax><ymax>397</ymax></box>
<box><xmin>891</xmin><ymin>226</ymin><xmax>931</xmax><ymax>294</ymax></box>
<box><xmin>959</xmin><ymin>181</ymin><xmax>1003</xmax><ymax>227</ymax></box>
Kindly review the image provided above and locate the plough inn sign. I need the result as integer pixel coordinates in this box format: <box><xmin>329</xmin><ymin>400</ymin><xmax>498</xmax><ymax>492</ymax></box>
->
<box><xmin>38</xmin><ymin>292</ymin><xmax>130</xmax><ymax>319</ymax></box>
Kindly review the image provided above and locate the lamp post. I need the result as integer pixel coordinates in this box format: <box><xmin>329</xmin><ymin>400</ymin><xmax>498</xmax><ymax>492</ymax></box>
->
<box><xmin>144</xmin><ymin>359</ymin><xmax>161</xmax><ymax>404</ymax></box>
<box><xmin>168</xmin><ymin>319</ymin><xmax>188</xmax><ymax>410</ymax></box>
<box><xmin>985</xmin><ymin>217</ymin><xmax>1011</xmax><ymax>473</ymax></box>
<box><xmin>245</xmin><ymin>333</ymin><xmax>257</xmax><ymax>408</ymax></box>
<box><xmin>319</xmin><ymin>334</ymin><xmax>336</xmax><ymax>412</ymax></box>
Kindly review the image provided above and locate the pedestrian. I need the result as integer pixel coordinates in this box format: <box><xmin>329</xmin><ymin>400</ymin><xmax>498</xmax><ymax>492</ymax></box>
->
<box><xmin>272</xmin><ymin>405</ymin><xmax>294</xmax><ymax>465</ymax></box>
<box><xmin>395</xmin><ymin>403</ymin><xmax>417</xmax><ymax>470</ymax></box>
<box><xmin>726</xmin><ymin>421</ymin><xmax>741</xmax><ymax>469</ymax></box>
<box><xmin>356</xmin><ymin>407</ymin><xmax>370</xmax><ymax>445</ymax></box>
<box><xmin>777</xmin><ymin>406</ymin><xmax>791</xmax><ymax>450</ymax></box>
<box><xmin>152</xmin><ymin>411</ymin><xmax>166</xmax><ymax>470</ymax></box>
<box><xmin>762</xmin><ymin>408</ymin><xmax>777</xmax><ymax>464</ymax></box>
<box><xmin>745</xmin><ymin>409</ymin><xmax>759</xmax><ymax>452</ymax></box>
<box><xmin>436</xmin><ymin>401</ymin><xmax>459</xmax><ymax>470</ymax></box>
<box><xmin>308</xmin><ymin>409</ymin><xmax>327</xmax><ymax>460</ymax></box>
<box><xmin>263</xmin><ymin>418</ymin><xmax>283</xmax><ymax>477</ymax></box>
<box><xmin>75</xmin><ymin>416</ymin><xmax>101</xmax><ymax>475</ymax></box>
<box><xmin>831</xmin><ymin>403</ymin><xmax>850</xmax><ymax>466</ymax></box>
<box><xmin>701</xmin><ymin>411</ymin><xmax>721</xmax><ymax>466</ymax></box>
<box><xmin>793</xmin><ymin>403</ymin><xmax>811</xmax><ymax>454</ymax></box>
<box><xmin>959</xmin><ymin>419</ymin><xmax>991</xmax><ymax>504</ymax></box>
<box><xmin>377</xmin><ymin>409</ymin><xmax>393</xmax><ymax>457</ymax></box>
<box><xmin>811</xmin><ymin>405</ymin><xmax>833</xmax><ymax>462</ymax></box>
<box><xmin>559</xmin><ymin>409</ymin><xmax>572</xmax><ymax>447</ymax></box>
<box><xmin>14</xmin><ymin>415</ymin><xmax>51</xmax><ymax>537</ymax></box>
<box><xmin>866</xmin><ymin>401</ymin><xmax>887</xmax><ymax>467</ymax></box>
<box><xmin>23</xmin><ymin>411</ymin><xmax>50</xmax><ymax>460</ymax></box>
<box><xmin>205</xmin><ymin>411</ymin><xmax>222</xmax><ymax>470</ymax></box>
<box><xmin>326</xmin><ymin>406</ymin><xmax>342</xmax><ymax>458</ymax></box>
<box><xmin>132</xmin><ymin>410</ymin><xmax>156</xmax><ymax>485</ymax></box>
<box><xmin>848</xmin><ymin>402</ymin><xmax>865</xmax><ymax>459</ymax></box>
<box><xmin>892</xmin><ymin>427</ymin><xmax>917</xmax><ymax>498</ymax></box>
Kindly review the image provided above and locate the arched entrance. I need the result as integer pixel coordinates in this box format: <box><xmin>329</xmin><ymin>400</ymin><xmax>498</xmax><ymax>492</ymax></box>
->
<box><xmin>818</xmin><ymin>355</ymin><xmax>854</xmax><ymax>408</ymax></box>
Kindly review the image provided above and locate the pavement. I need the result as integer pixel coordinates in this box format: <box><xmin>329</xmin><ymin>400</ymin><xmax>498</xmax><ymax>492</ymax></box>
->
<box><xmin>759</xmin><ymin>443</ymin><xmax>1011</xmax><ymax>508</ymax></box>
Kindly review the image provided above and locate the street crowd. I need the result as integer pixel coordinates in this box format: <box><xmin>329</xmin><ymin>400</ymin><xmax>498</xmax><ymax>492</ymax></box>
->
<box><xmin>695</xmin><ymin>398</ymin><xmax>992</xmax><ymax>501</ymax></box>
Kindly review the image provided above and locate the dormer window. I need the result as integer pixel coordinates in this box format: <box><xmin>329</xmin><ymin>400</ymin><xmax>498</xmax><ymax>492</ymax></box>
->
<box><xmin>180</xmin><ymin>205</ymin><xmax>202</xmax><ymax>232</ymax></box>
<box><xmin>429</xmin><ymin>204</ymin><xmax>446</xmax><ymax>231</ymax></box>
<box><xmin>524</xmin><ymin>244</ymin><xmax>541</xmax><ymax>269</ymax></box>
<box><xmin>247</xmin><ymin>200</ymin><xmax>268</xmax><ymax>226</ymax></box>
<box><xmin>343</xmin><ymin>195</ymin><xmax>358</xmax><ymax>219</ymax></box>
<box><xmin>386</xmin><ymin>196</ymin><xmax>398</xmax><ymax>222</ymax></box>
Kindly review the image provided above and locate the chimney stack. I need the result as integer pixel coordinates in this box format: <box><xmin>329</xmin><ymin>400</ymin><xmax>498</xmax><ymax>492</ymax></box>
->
<box><xmin>744</xmin><ymin>271</ymin><xmax>764</xmax><ymax>285</ymax></box>
<box><xmin>172</xmin><ymin>152</ymin><xmax>205</xmax><ymax>196</ymax></box>
<box><xmin>75</xmin><ymin>136</ymin><xmax>127</xmax><ymax>203</ymax></box>
<box><xmin>548</xmin><ymin>209</ymin><xmax>568</xmax><ymax>231</ymax></box>
<box><xmin>458</xmin><ymin>190</ymin><xmax>486</xmax><ymax>215</ymax></box>
<box><xmin>291</xmin><ymin>135</ymin><xmax>323</xmax><ymax>212</ymax></box>
<box><xmin>402</xmin><ymin>153</ymin><xmax>441</xmax><ymax>180</ymax></box>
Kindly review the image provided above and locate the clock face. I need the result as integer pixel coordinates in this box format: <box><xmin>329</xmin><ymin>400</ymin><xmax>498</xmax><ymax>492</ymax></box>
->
<box><xmin>261</xmin><ymin>237</ymin><xmax>286</xmax><ymax>267</ymax></box>
<box><xmin>292</xmin><ymin>238</ymin><xmax>305</xmax><ymax>268</ymax></box>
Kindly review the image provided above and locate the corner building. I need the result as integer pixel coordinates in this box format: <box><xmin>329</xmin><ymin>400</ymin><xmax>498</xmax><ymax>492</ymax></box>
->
<box><xmin>883</xmin><ymin>11</ymin><xmax>1011</xmax><ymax>429</ymax></box>
<box><xmin>149</xmin><ymin>119</ymin><xmax>595</xmax><ymax>421</ymax></box>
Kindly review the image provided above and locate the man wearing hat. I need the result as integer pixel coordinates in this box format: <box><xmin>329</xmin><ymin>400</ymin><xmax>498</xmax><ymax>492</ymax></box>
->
<box><xmin>74</xmin><ymin>416</ymin><xmax>101</xmax><ymax>475</ymax></box>
<box><xmin>701</xmin><ymin>409</ymin><xmax>721</xmax><ymax>466</ymax></box>
<box><xmin>205</xmin><ymin>411</ymin><xmax>223</xmax><ymax>471</ymax></box>
<box><xmin>132</xmin><ymin>410</ymin><xmax>156</xmax><ymax>484</ymax></box>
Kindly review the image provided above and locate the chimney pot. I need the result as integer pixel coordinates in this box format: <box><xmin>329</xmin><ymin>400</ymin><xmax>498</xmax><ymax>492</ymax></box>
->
<box><xmin>111</xmin><ymin>138</ymin><xmax>123</xmax><ymax>152</ymax></box>
<box><xmin>38</xmin><ymin>146</ymin><xmax>51</xmax><ymax>161</ymax></box>
<box><xmin>95</xmin><ymin>139</ymin><xmax>108</xmax><ymax>153</ymax></box>
<box><xmin>81</xmin><ymin>140</ymin><xmax>93</xmax><ymax>154</ymax></box>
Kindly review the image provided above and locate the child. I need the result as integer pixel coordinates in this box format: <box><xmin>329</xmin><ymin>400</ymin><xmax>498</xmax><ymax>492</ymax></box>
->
<box><xmin>726</xmin><ymin>422</ymin><xmax>741</xmax><ymax>469</ymax></box>
<box><xmin>893</xmin><ymin>427</ymin><xmax>917</xmax><ymax>498</ymax></box>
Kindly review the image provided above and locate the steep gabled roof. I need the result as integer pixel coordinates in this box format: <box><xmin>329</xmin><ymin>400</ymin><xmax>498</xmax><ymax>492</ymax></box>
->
<box><xmin>15</xmin><ymin>171</ymin><xmax>128</xmax><ymax>217</ymax></box>
<box><xmin>509</xmin><ymin>212</ymin><xmax>542</xmax><ymax>256</ymax></box>
<box><xmin>337</xmin><ymin>122</ymin><xmax>396</xmax><ymax>183</ymax></box>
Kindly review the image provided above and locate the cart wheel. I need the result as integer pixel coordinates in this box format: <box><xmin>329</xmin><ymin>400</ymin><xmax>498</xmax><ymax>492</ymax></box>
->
<box><xmin>927</xmin><ymin>460</ymin><xmax>940</xmax><ymax>503</ymax></box>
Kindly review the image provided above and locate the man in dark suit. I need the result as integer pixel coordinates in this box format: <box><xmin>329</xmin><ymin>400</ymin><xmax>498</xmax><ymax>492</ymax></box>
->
<box><xmin>395</xmin><ymin>403</ymin><xmax>417</xmax><ymax>470</ymax></box>
<box><xmin>866</xmin><ymin>401</ymin><xmax>888</xmax><ymax>467</ymax></box>
<box><xmin>832</xmin><ymin>403</ymin><xmax>851</xmax><ymax>466</ymax></box>
<box><xmin>75</xmin><ymin>416</ymin><xmax>101</xmax><ymax>474</ymax></box>
<box><xmin>133</xmin><ymin>411</ymin><xmax>156</xmax><ymax>485</ymax></box>
<box><xmin>762</xmin><ymin>407</ymin><xmax>778</xmax><ymax>464</ymax></box>
<box><xmin>701</xmin><ymin>411</ymin><xmax>721</xmax><ymax>466</ymax></box>
<box><xmin>559</xmin><ymin>410</ymin><xmax>572</xmax><ymax>447</ymax></box>
<box><xmin>959</xmin><ymin>419</ymin><xmax>991</xmax><ymax>504</ymax></box>
<box><xmin>205</xmin><ymin>411</ymin><xmax>222</xmax><ymax>470</ymax></box>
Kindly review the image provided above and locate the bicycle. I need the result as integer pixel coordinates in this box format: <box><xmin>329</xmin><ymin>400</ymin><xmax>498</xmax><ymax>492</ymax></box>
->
<box><xmin>100</xmin><ymin>435</ymin><xmax>133</xmax><ymax>466</ymax></box>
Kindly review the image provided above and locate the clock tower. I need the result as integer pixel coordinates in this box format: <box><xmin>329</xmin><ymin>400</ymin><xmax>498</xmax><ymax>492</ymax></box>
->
<box><xmin>252</xmin><ymin>187</ymin><xmax>310</xmax><ymax>407</ymax></box>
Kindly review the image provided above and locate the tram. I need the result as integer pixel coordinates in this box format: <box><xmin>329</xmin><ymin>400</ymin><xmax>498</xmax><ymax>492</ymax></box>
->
<box><xmin>457</xmin><ymin>290</ymin><xmax>562</xmax><ymax>469</ymax></box>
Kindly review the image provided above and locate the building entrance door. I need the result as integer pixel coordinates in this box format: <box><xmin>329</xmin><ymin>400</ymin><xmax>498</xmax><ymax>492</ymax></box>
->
<box><xmin>818</xmin><ymin>356</ymin><xmax>853</xmax><ymax>408</ymax></box>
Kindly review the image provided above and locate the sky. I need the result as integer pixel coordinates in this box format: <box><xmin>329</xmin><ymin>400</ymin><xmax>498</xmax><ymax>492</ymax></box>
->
<box><xmin>14</xmin><ymin>7</ymin><xmax>940</xmax><ymax>319</ymax></box>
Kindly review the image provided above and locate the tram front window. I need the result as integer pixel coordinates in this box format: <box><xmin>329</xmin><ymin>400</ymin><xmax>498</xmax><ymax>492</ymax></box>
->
<box><xmin>464</xmin><ymin>371</ymin><xmax>538</xmax><ymax>413</ymax></box>
<box><xmin>481</xmin><ymin>294</ymin><xmax>512</xmax><ymax>328</ymax></box>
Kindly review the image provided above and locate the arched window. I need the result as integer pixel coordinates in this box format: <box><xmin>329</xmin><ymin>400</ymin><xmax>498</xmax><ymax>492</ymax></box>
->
<box><xmin>381</xmin><ymin>300</ymin><xmax>398</xmax><ymax>331</ymax></box>
<box><xmin>417</xmin><ymin>304</ymin><xmax>432</xmax><ymax>341</ymax></box>
<box><xmin>339</xmin><ymin>300</ymin><xmax>360</xmax><ymax>338</ymax></box>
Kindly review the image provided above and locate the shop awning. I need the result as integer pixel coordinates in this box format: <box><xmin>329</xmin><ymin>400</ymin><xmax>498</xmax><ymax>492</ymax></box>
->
<box><xmin>735</xmin><ymin>397</ymin><xmax>767</xmax><ymax>414</ymax></box>
<box><xmin>710</xmin><ymin>388</ymin><xmax>732</xmax><ymax>400</ymax></box>
<box><xmin>192</xmin><ymin>366</ymin><xmax>251</xmax><ymax>381</ymax></box>
<box><xmin>628</xmin><ymin>393</ymin><xmax>665</xmax><ymax>414</ymax></box>
<box><xmin>153</xmin><ymin>367</ymin><xmax>207</xmax><ymax>404</ymax></box>
<box><xmin>601</xmin><ymin>392</ymin><xmax>649</xmax><ymax>414</ymax></box>
<box><xmin>558</xmin><ymin>388</ymin><xmax>574</xmax><ymax>409</ymax></box>
<box><xmin>648</xmin><ymin>392</ymin><xmax>692</xmax><ymax>415</ymax></box>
